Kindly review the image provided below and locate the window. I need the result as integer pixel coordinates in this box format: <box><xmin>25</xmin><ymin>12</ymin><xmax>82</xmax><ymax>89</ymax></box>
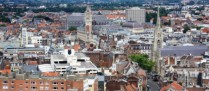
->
<box><xmin>11</xmin><ymin>86</ymin><xmax>14</xmax><ymax>89</ymax></box>
<box><xmin>53</xmin><ymin>82</ymin><xmax>58</xmax><ymax>85</ymax></box>
<box><xmin>45</xmin><ymin>87</ymin><xmax>49</xmax><ymax>90</ymax></box>
<box><xmin>40</xmin><ymin>86</ymin><xmax>44</xmax><ymax>90</ymax></box>
<box><xmin>25</xmin><ymin>81</ymin><xmax>28</xmax><ymax>84</ymax></box>
<box><xmin>31</xmin><ymin>81</ymin><xmax>36</xmax><ymax>84</ymax></box>
<box><xmin>53</xmin><ymin>87</ymin><xmax>58</xmax><ymax>90</ymax></box>
<box><xmin>61</xmin><ymin>87</ymin><xmax>64</xmax><ymax>89</ymax></box>
<box><xmin>61</xmin><ymin>82</ymin><xmax>64</xmax><ymax>85</ymax></box>
<box><xmin>3</xmin><ymin>81</ymin><xmax>8</xmax><ymax>84</ymax></box>
<box><xmin>2</xmin><ymin>86</ymin><xmax>8</xmax><ymax>89</ymax></box>
<box><xmin>40</xmin><ymin>81</ymin><xmax>43</xmax><ymax>85</ymax></box>
<box><xmin>59</xmin><ymin>61</ymin><xmax>67</xmax><ymax>64</ymax></box>
<box><xmin>31</xmin><ymin>87</ymin><xmax>37</xmax><ymax>90</ymax></box>
<box><xmin>77</xmin><ymin>59</ymin><xmax>85</xmax><ymax>62</ymax></box>
<box><xmin>11</xmin><ymin>81</ymin><xmax>14</xmax><ymax>84</ymax></box>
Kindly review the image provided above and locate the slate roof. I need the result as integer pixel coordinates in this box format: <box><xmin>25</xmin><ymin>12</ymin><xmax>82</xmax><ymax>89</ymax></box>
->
<box><xmin>161</xmin><ymin>46</ymin><xmax>209</xmax><ymax>57</ymax></box>
<box><xmin>22</xmin><ymin>65</ymin><xmax>39</xmax><ymax>73</ymax></box>
<box><xmin>68</xmin><ymin>14</ymin><xmax>108</xmax><ymax>27</ymax></box>
<box><xmin>122</xmin><ymin>21</ymin><xmax>143</xmax><ymax>28</ymax></box>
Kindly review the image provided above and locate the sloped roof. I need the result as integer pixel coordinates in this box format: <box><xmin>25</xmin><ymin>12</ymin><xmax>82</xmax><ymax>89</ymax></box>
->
<box><xmin>42</xmin><ymin>72</ymin><xmax>59</xmax><ymax>77</ymax></box>
<box><xmin>161</xmin><ymin>46</ymin><xmax>209</xmax><ymax>57</ymax></box>
<box><xmin>160</xmin><ymin>81</ymin><xmax>187</xmax><ymax>91</ymax></box>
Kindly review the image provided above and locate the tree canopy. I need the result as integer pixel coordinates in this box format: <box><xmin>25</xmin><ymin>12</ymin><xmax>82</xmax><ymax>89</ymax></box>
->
<box><xmin>183</xmin><ymin>24</ymin><xmax>190</xmax><ymax>33</ymax></box>
<box><xmin>146</xmin><ymin>8</ymin><xmax>169</xmax><ymax>24</ymax></box>
<box><xmin>129</xmin><ymin>54</ymin><xmax>155</xmax><ymax>72</ymax></box>
<box><xmin>0</xmin><ymin>15</ymin><xmax>11</xmax><ymax>23</ymax></box>
<box><xmin>33</xmin><ymin>15</ymin><xmax>54</xmax><ymax>22</ymax></box>
<box><xmin>68</xmin><ymin>26</ymin><xmax>77</xmax><ymax>31</ymax></box>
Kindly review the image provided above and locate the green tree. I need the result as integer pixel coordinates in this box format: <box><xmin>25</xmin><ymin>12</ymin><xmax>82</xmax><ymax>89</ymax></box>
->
<box><xmin>188</xmin><ymin>1</ymin><xmax>195</xmax><ymax>5</ymax></box>
<box><xmin>0</xmin><ymin>15</ymin><xmax>11</xmax><ymax>23</ymax></box>
<box><xmin>197</xmin><ymin>18</ymin><xmax>203</xmax><ymax>21</ymax></box>
<box><xmin>196</xmin><ymin>26</ymin><xmax>202</xmax><ymax>30</ymax></box>
<box><xmin>33</xmin><ymin>15</ymin><xmax>53</xmax><ymax>22</ymax></box>
<box><xmin>0</xmin><ymin>24</ymin><xmax>6</xmax><ymax>27</ymax></box>
<box><xmin>163</xmin><ymin>20</ymin><xmax>171</xmax><ymax>26</ymax></box>
<box><xmin>183</xmin><ymin>24</ymin><xmax>190</xmax><ymax>33</ymax></box>
<box><xmin>68</xmin><ymin>26</ymin><xmax>77</xmax><ymax>31</ymax></box>
<box><xmin>146</xmin><ymin>13</ymin><xmax>157</xmax><ymax>24</ymax></box>
<box><xmin>129</xmin><ymin>54</ymin><xmax>155</xmax><ymax>72</ymax></box>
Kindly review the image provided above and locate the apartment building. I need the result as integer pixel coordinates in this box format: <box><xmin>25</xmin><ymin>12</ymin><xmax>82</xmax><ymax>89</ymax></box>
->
<box><xmin>0</xmin><ymin>73</ymin><xmax>98</xmax><ymax>91</ymax></box>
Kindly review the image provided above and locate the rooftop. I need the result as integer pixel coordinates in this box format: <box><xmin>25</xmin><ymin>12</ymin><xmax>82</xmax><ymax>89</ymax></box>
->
<box><xmin>38</xmin><ymin>64</ymin><xmax>54</xmax><ymax>72</ymax></box>
<box><xmin>161</xmin><ymin>46</ymin><xmax>209</xmax><ymax>57</ymax></box>
<box><xmin>51</xmin><ymin>54</ymin><xmax>67</xmax><ymax>61</ymax></box>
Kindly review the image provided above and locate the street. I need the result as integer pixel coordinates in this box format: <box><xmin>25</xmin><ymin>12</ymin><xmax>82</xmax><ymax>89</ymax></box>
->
<box><xmin>147</xmin><ymin>79</ymin><xmax>161</xmax><ymax>91</ymax></box>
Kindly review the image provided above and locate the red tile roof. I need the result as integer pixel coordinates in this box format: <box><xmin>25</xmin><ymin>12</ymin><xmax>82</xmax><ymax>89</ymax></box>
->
<box><xmin>42</xmin><ymin>72</ymin><xmax>59</xmax><ymax>77</ymax></box>
<box><xmin>137</xmin><ymin>69</ymin><xmax>146</xmax><ymax>77</ymax></box>
<box><xmin>28</xmin><ymin>61</ymin><xmax>38</xmax><ymax>65</ymax></box>
<box><xmin>124</xmin><ymin>83</ymin><xmax>136</xmax><ymax>91</ymax></box>
<box><xmin>160</xmin><ymin>81</ymin><xmax>187</xmax><ymax>91</ymax></box>
<box><xmin>106</xmin><ymin>14</ymin><xmax>126</xmax><ymax>19</ymax></box>
<box><xmin>73</xmin><ymin>44</ymin><xmax>81</xmax><ymax>51</ymax></box>
<box><xmin>202</xmin><ymin>28</ymin><xmax>209</xmax><ymax>33</ymax></box>
<box><xmin>0</xmin><ymin>69</ymin><xmax>11</xmax><ymax>74</ymax></box>
<box><xmin>38</xmin><ymin>23</ymin><xmax>47</xmax><ymax>28</ymax></box>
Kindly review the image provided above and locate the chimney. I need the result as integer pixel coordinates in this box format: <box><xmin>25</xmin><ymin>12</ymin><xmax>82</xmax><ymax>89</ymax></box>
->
<box><xmin>99</xmin><ymin>37</ymin><xmax>101</xmax><ymax>49</ymax></box>
<box><xmin>113</xmin><ymin>35</ymin><xmax>115</xmax><ymax>42</ymax></box>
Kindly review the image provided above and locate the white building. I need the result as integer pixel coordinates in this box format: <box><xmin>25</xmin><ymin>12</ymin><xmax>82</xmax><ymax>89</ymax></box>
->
<box><xmin>39</xmin><ymin>49</ymin><xmax>98</xmax><ymax>74</ymax></box>
<box><xmin>126</xmin><ymin>7</ymin><xmax>145</xmax><ymax>24</ymax></box>
<box><xmin>30</xmin><ymin>36</ymin><xmax>42</xmax><ymax>45</ymax></box>
<box><xmin>21</xmin><ymin>27</ymin><xmax>28</xmax><ymax>47</ymax></box>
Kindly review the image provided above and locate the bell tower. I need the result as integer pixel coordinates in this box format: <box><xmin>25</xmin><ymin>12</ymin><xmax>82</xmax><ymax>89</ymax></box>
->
<box><xmin>85</xmin><ymin>5</ymin><xmax>93</xmax><ymax>43</ymax></box>
<box><xmin>152</xmin><ymin>7</ymin><xmax>163</xmax><ymax>74</ymax></box>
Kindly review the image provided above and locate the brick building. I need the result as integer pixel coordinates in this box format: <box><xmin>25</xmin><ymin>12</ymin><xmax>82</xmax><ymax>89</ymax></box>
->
<box><xmin>0</xmin><ymin>73</ymin><xmax>98</xmax><ymax>91</ymax></box>
<box><xmin>124</xmin><ymin>43</ymin><xmax>152</xmax><ymax>57</ymax></box>
<box><xmin>84</xmin><ymin>51</ymin><xmax>113</xmax><ymax>68</ymax></box>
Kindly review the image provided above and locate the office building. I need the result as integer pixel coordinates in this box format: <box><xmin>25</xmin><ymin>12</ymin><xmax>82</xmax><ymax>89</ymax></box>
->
<box><xmin>126</xmin><ymin>7</ymin><xmax>145</xmax><ymax>24</ymax></box>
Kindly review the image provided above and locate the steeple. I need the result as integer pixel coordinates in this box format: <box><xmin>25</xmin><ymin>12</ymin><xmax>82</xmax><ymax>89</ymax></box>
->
<box><xmin>85</xmin><ymin>5</ymin><xmax>92</xmax><ymax>13</ymax></box>
<box><xmin>152</xmin><ymin>6</ymin><xmax>163</xmax><ymax>74</ymax></box>
<box><xmin>156</xmin><ymin>7</ymin><xmax>161</xmax><ymax>29</ymax></box>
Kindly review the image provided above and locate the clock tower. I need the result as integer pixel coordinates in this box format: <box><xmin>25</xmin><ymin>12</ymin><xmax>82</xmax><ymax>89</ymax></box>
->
<box><xmin>85</xmin><ymin>6</ymin><xmax>93</xmax><ymax>43</ymax></box>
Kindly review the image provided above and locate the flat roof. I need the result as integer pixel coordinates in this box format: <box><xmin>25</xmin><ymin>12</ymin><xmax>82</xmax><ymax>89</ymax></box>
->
<box><xmin>38</xmin><ymin>64</ymin><xmax>54</xmax><ymax>72</ymax></box>
<box><xmin>73</xmin><ymin>61</ymin><xmax>97</xmax><ymax>69</ymax></box>
<box><xmin>51</xmin><ymin>54</ymin><xmax>67</xmax><ymax>61</ymax></box>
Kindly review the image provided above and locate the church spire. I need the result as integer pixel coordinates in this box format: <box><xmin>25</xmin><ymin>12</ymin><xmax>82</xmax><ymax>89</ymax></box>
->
<box><xmin>156</xmin><ymin>7</ymin><xmax>161</xmax><ymax>28</ymax></box>
<box><xmin>86</xmin><ymin>5</ymin><xmax>92</xmax><ymax>13</ymax></box>
<box><xmin>152</xmin><ymin>6</ymin><xmax>163</xmax><ymax>74</ymax></box>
